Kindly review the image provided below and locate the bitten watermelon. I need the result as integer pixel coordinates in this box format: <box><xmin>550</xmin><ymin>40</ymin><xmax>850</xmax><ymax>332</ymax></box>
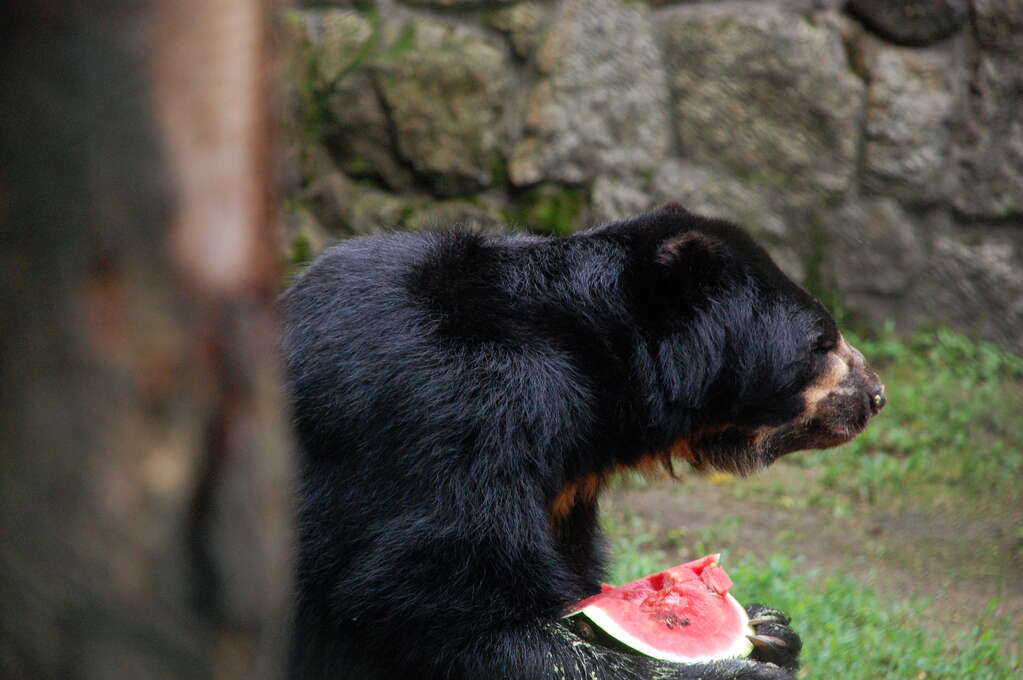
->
<box><xmin>564</xmin><ymin>554</ymin><xmax>754</xmax><ymax>663</ymax></box>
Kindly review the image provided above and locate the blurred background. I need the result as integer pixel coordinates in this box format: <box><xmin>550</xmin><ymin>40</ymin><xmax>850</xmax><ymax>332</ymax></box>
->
<box><xmin>1</xmin><ymin>0</ymin><xmax>1020</xmax><ymax>678</ymax></box>
<box><xmin>281</xmin><ymin>0</ymin><xmax>1022</xmax><ymax>677</ymax></box>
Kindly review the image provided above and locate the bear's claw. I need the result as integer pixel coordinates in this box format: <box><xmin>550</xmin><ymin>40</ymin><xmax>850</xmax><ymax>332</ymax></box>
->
<box><xmin>747</xmin><ymin>634</ymin><xmax>788</xmax><ymax>650</ymax></box>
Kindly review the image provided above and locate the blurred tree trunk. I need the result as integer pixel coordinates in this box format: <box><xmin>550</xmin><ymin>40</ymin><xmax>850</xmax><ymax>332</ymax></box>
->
<box><xmin>0</xmin><ymin>1</ymin><xmax>293</xmax><ymax>679</ymax></box>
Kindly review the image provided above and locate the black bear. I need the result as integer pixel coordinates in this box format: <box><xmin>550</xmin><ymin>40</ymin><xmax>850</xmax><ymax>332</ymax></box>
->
<box><xmin>281</xmin><ymin>204</ymin><xmax>885</xmax><ymax>680</ymax></box>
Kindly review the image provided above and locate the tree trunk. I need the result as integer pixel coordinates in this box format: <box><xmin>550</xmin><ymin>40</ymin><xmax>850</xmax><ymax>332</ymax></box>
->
<box><xmin>0</xmin><ymin>1</ymin><xmax>293</xmax><ymax>678</ymax></box>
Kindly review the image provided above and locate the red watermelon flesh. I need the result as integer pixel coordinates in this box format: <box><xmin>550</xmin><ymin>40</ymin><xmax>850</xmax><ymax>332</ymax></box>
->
<box><xmin>565</xmin><ymin>554</ymin><xmax>754</xmax><ymax>663</ymax></box>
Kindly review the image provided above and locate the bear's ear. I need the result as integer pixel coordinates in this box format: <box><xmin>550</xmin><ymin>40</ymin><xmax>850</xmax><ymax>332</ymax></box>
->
<box><xmin>655</xmin><ymin>231</ymin><xmax>722</xmax><ymax>267</ymax></box>
<box><xmin>657</xmin><ymin>201</ymin><xmax>689</xmax><ymax>215</ymax></box>
<box><xmin>652</xmin><ymin>230</ymin><xmax>734</xmax><ymax>294</ymax></box>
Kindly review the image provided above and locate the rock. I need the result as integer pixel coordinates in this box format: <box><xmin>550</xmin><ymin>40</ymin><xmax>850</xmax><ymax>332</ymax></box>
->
<box><xmin>661</xmin><ymin>9</ymin><xmax>864</xmax><ymax>208</ymax></box>
<box><xmin>488</xmin><ymin>3</ymin><xmax>550</xmax><ymax>58</ymax></box>
<box><xmin>589</xmin><ymin>176</ymin><xmax>653</xmax><ymax>225</ymax></box>
<box><xmin>343</xmin><ymin>187</ymin><xmax>507</xmax><ymax>235</ymax></box>
<box><xmin>510</xmin><ymin>184</ymin><xmax>588</xmax><ymax>235</ymax></box>
<box><xmin>292</xmin><ymin>12</ymin><xmax>513</xmax><ymax>196</ymax></box>
<box><xmin>287</xmin><ymin>145</ymin><xmax>409</xmax><ymax>236</ymax></box>
<box><xmin>845</xmin><ymin>0</ymin><xmax>968</xmax><ymax>46</ymax></box>
<box><xmin>305</xmin><ymin>167</ymin><xmax>359</xmax><ymax>232</ymax></box>
<box><xmin>812</xmin><ymin>6</ymin><xmax>867</xmax><ymax>45</ymax></box>
<box><xmin>285</xmin><ymin>143</ymin><xmax>358</xmax><ymax>234</ymax></box>
<box><xmin>296</xmin><ymin>0</ymin><xmax>372</xmax><ymax>8</ymax></box>
<box><xmin>824</xmin><ymin>199</ymin><xmax>924</xmax><ymax>299</ymax></box>
<box><xmin>907</xmin><ymin>223</ymin><xmax>1023</xmax><ymax>353</ymax></box>
<box><xmin>651</xmin><ymin>161</ymin><xmax>803</xmax><ymax>280</ymax></box>
<box><xmin>589</xmin><ymin>165</ymin><xmax>788</xmax><ymax>237</ymax></box>
<box><xmin>372</xmin><ymin>18</ymin><xmax>513</xmax><ymax>196</ymax></box>
<box><xmin>280</xmin><ymin>137</ymin><xmax>307</xmax><ymax>201</ymax></box>
<box><xmin>281</xmin><ymin>206</ymin><xmax>332</xmax><ymax>268</ymax></box>
<box><xmin>948</xmin><ymin>53</ymin><xmax>1023</xmax><ymax>217</ymax></box>
<box><xmin>826</xmin><ymin>203</ymin><xmax>1023</xmax><ymax>353</ymax></box>
<box><xmin>858</xmin><ymin>39</ymin><xmax>956</xmax><ymax>202</ymax></box>
<box><xmin>290</xmin><ymin>9</ymin><xmax>414</xmax><ymax>190</ymax></box>
<box><xmin>648</xmin><ymin>1</ymin><xmax>844</xmax><ymax>8</ymax></box>
<box><xmin>651</xmin><ymin>161</ymin><xmax>789</xmax><ymax>241</ymax></box>
<box><xmin>508</xmin><ymin>0</ymin><xmax>671</xmax><ymax>185</ymax></box>
<box><xmin>405</xmin><ymin>199</ymin><xmax>507</xmax><ymax>232</ymax></box>
<box><xmin>288</xmin><ymin>9</ymin><xmax>372</xmax><ymax>88</ymax></box>
<box><xmin>972</xmin><ymin>0</ymin><xmax>1023</xmax><ymax>52</ymax></box>
<box><xmin>590</xmin><ymin>161</ymin><xmax>803</xmax><ymax>280</ymax></box>
<box><xmin>284</xmin><ymin>140</ymin><xmax>416</xmax><ymax>235</ymax></box>
<box><xmin>346</xmin><ymin>189</ymin><xmax>422</xmax><ymax>234</ymax></box>
<box><xmin>400</xmin><ymin>0</ymin><xmax>514</xmax><ymax>6</ymax></box>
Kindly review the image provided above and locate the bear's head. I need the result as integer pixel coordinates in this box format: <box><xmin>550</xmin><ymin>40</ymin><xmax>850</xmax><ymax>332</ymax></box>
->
<box><xmin>600</xmin><ymin>204</ymin><xmax>885</xmax><ymax>475</ymax></box>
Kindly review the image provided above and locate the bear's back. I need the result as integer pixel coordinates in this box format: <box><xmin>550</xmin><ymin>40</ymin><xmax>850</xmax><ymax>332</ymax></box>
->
<box><xmin>280</xmin><ymin>230</ymin><xmax>592</xmax><ymax>461</ymax></box>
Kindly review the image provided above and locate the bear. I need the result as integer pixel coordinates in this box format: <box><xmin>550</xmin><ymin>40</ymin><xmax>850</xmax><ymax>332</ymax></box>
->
<box><xmin>280</xmin><ymin>204</ymin><xmax>885</xmax><ymax>680</ymax></box>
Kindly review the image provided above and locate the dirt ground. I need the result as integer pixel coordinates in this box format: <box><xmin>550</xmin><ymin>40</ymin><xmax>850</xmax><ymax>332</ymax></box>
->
<box><xmin>605</xmin><ymin>463</ymin><xmax>1023</xmax><ymax>656</ymax></box>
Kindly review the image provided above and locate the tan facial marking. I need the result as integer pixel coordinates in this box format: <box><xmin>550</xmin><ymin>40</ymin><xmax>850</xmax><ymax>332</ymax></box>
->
<box><xmin>801</xmin><ymin>334</ymin><xmax>855</xmax><ymax>418</ymax></box>
<box><xmin>726</xmin><ymin>335</ymin><xmax>869</xmax><ymax>456</ymax></box>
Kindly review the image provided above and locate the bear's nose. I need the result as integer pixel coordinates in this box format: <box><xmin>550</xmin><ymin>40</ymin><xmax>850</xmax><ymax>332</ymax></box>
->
<box><xmin>869</xmin><ymin>385</ymin><xmax>886</xmax><ymax>414</ymax></box>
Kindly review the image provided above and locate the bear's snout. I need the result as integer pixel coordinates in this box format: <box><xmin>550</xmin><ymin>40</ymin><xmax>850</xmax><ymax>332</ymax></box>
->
<box><xmin>806</xmin><ymin>335</ymin><xmax>885</xmax><ymax>444</ymax></box>
<box><xmin>870</xmin><ymin>386</ymin><xmax>887</xmax><ymax>414</ymax></box>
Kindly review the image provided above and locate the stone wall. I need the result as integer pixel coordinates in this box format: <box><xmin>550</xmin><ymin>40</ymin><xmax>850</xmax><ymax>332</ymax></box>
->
<box><xmin>282</xmin><ymin>0</ymin><xmax>1023</xmax><ymax>352</ymax></box>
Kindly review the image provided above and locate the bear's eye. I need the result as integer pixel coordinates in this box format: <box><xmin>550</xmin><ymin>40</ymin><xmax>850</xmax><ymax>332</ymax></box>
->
<box><xmin>812</xmin><ymin>335</ymin><xmax>836</xmax><ymax>354</ymax></box>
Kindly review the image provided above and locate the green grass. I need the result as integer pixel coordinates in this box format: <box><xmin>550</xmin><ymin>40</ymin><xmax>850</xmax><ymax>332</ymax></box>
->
<box><xmin>604</xmin><ymin>521</ymin><xmax>1020</xmax><ymax>679</ymax></box>
<box><xmin>730</xmin><ymin>554</ymin><xmax>1019</xmax><ymax>679</ymax></box>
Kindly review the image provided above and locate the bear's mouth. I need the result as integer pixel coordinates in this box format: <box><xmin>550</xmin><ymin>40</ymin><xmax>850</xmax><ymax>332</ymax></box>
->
<box><xmin>789</xmin><ymin>334</ymin><xmax>885</xmax><ymax>454</ymax></box>
<box><xmin>801</xmin><ymin>419</ymin><xmax>867</xmax><ymax>450</ymax></box>
<box><xmin>754</xmin><ymin>400</ymin><xmax>874</xmax><ymax>463</ymax></box>
<box><xmin>675</xmin><ymin>374</ymin><xmax>884</xmax><ymax>474</ymax></box>
<box><xmin>806</xmin><ymin>388</ymin><xmax>878</xmax><ymax>447</ymax></box>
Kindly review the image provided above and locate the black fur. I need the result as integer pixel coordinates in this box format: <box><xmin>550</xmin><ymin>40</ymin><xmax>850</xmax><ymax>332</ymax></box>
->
<box><xmin>281</xmin><ymin>207</ymin><xmax>837</xmax><ymax>679</ymax></box>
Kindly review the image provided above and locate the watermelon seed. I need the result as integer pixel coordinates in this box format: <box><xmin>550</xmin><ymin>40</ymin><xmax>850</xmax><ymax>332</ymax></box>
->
<box><xmin>661</xmin><ymin>614</ymin><xmax>690</xmax><ymax>629</ymax></box>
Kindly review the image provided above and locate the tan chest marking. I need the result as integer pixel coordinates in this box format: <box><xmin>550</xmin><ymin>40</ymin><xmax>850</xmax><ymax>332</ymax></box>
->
<box><xmin>548</xmin><ymin>456</ymin><xmax>666</xmax><ymax>522</ymax></box>
<box><xmin>549</xmin><ymin>473</ymin><xmax>602</xmax><ymax>521</ymax></box>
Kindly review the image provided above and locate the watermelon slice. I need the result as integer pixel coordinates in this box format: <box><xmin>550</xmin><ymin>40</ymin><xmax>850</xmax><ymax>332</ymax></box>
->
<box><xmin>564</xmin><ymin>554</ymin><xmax>754</xmax><ymax>663</ymax></box>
